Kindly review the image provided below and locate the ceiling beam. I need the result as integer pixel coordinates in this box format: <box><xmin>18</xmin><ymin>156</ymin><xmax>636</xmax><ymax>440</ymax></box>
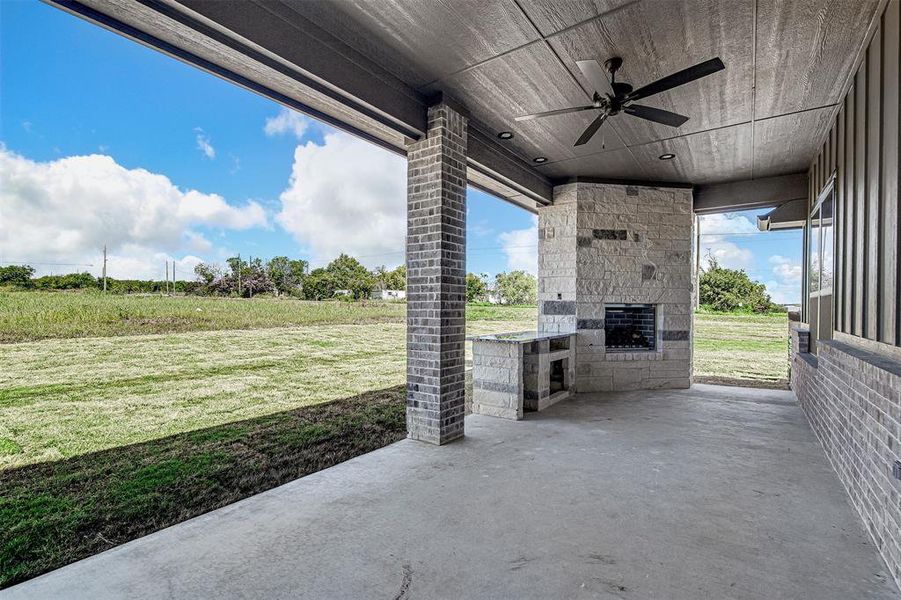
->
<box><xmin>468</xmin><ymin>126</ymin><xmax>553</xmax><ymax>207</ymax></box>
<box><xmin>692</xmin><ymin>173</ymin><xmax>808</xmax><ymax>215</ymax></box>
<box><xmin>46</xmin><ymin>0</ymin><xmax>555</xmax><ymax>206</ymax></box>
<box><xmin>173</xmin><ymin>0</ymin><xmax>428</xmax><ymax>139</ymax></box>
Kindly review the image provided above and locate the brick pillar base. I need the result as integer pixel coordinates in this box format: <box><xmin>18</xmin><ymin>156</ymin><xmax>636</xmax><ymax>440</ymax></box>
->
<box><xmin>405</xmin><ymin>103</ymin><xmax>467</xmax><ymax>444</ymax></box>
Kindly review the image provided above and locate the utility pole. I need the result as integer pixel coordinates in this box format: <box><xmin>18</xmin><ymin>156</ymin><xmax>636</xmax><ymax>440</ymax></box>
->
<box><xmin>237</xmin><ymin>253</ymin><xmax>242</xmax><ymax>297</ymax></box>
<box><xmin>102</xmin><ymin>245</ymin><xmax>108</xmax><ymax>293</ymax></box>
<box><xmin>165</xmin><ymin>261</ymin><xmax>169</xmax><ymax>295</ymax></box>
<box><xmin>172</xmin><ymin>262</ymin><xmax>176</xmax><ymax>294</ymax></box>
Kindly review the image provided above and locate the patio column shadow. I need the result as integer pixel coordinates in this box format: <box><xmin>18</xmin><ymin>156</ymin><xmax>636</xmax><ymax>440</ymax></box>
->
<box><xmin>0</xmin><ymin>385</ymin><xmax>406</xmax><ymax>588</ymax></box>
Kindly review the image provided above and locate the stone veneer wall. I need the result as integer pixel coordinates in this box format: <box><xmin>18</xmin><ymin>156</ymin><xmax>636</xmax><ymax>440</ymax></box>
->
<box><xmin>790</xmin><ymin>326</ymin><xmax>901</xmax><ymax>587</ymax></box>
<box><xmin>537</xmin><ymin>182</ymin><xmax>694</xmax><ymax>392</ymax></box>
<box><xmin>471</xmin><ymin>340</ymin><xmax>524</xmax><ymax>420</ymax></box>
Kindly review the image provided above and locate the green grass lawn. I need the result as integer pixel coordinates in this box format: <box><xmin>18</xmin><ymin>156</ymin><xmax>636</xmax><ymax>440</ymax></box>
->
<box><xmin>0</xmin><ymin>291</ymin><xmax>407</xmax><ymax>342</ymax></box>
<box><xmin>693</xmin><ymin>311</ymin><xmax>789</xmax><ymax>386</ymax></box>
<box><xmin>0</xmin><ymin>292</ymin><xmax>787</xmax><ymax>587</ymax></box>
<box><xmin>0</xmin><ymin>293</ymin><xmax>536</xmax><ymax>587</ymax></box>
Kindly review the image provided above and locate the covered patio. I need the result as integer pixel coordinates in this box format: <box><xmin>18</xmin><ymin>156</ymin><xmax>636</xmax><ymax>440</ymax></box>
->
<box><xmin>22</xmin><ymin>0</ymin><xmax>901</xmax><ymax>595</ymax></box>
<box><xmin>7</xmin><ymin>384</ymin><xmax>898</xmax><ymax>599</ymax></box>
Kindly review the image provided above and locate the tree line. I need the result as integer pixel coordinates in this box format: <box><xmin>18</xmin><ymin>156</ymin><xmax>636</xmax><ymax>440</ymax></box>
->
<box><xmin>699</xmin><ymin>257</ymin><xmax>785</xmax><ymax>313</ymax></box>
<box><xmin>0</xmin><ymin>257</ymin><xmax>539</xmax><ymax>304</ymax></box>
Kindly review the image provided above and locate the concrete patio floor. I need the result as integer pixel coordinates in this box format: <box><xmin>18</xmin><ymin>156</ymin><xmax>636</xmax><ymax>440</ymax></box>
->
<box><xmin>5</xmin><ymin>384</ymin><xmax>898</xmax><ymax>599</ymax></box>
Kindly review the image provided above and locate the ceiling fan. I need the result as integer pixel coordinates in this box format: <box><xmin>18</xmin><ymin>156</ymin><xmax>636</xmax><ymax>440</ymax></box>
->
<box><xmin>515</xmin><ymin>56</ymin><xmax>725</xmax><ymax>147</ymax></box>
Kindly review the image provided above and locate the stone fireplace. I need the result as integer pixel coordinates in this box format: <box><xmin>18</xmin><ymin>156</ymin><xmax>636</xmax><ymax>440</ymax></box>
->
<box><xmin>537</xmin><ymin>182</ymin><xmax>695</xmax><ymax>392</ymax></box>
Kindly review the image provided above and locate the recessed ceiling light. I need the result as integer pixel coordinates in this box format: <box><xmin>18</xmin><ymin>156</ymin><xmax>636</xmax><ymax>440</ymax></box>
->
<box><xmin>533</xmin><ymin>156</ymin><xmax>547</xmax><ymax>164</ymax></box>
<box><xmin>498</xmin><ymin>131</ymin><xmax>514</xmax><ymax>140</ymax></box>
<box><xmin>659</xmin><ymin>153</ymin><xmax>676</xmax><ymax>160</ymax></box>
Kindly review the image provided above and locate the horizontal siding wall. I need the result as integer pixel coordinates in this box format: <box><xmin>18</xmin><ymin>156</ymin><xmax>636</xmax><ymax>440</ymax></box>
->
<box><xmin>810</xmin><ymin>0</ymin><xmax>901</xmax><ymax>347</ymax></box>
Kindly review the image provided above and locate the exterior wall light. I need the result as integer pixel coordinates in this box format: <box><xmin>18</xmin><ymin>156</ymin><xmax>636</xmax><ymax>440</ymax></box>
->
<box><xmin>659</xmin><ymin>153</ymin><xmax>676</xmax><ymax>160</ymax></box>
<box><xmin>533</xmin><ymin>157</ymin><xmax>547</xmax><ymax>164</ymax></box>
<box><xmin>498</xmin><ymin>131</ymin><xmax>514</xmax><ymax>140</ymax></box>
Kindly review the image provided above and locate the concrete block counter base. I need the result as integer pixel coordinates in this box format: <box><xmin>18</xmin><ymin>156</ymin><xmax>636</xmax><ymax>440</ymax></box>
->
<box><xmin>469</xmin><ymin>331</ymin><xmax>575</xmax><ymax>419</ymax></box>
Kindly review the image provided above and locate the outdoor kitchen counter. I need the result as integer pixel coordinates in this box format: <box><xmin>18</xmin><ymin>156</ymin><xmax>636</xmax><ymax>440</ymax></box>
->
<box><xmin>468</xmin><ymin>331</ymin><xmax>575</xmax><ymax>420</ymax></box>
<box><xmin>468</xmin><ymin>331</ymin><xmax>573</xmax><ymax>343</ymax></box>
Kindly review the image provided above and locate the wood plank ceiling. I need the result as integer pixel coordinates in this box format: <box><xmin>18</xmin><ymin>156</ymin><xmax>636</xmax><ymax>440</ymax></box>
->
<box><xmin>280</xmin><ymin>0</ymin><xmax>877</xmax><ymax>185</ymax></box>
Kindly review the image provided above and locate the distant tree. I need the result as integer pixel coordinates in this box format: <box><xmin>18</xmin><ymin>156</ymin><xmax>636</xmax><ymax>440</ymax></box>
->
<box><xmin>494</xmin><ymin>271</ymin><xmax>537</xmax><ymax>305</ymax></box>
<box><xmin>267</xmin><ymin>256</ymin><xmax>308</xmax><ymax>296</ymax></box>
<box><xmin>699</xmin><ymin>256</ymin><xmax>780</xmax><ymax>313</ymax></box>
<box><xmin>327</xmin><ymin>254</ymin><xmax>374</xmax><ymax>299</ymax></box>
<box><xmin>33</xmin><ymin>272</ymin><xmax>97</xmax><ymax>290</ymax></box>
<box><xmin>373</xmin><ymin>264</ymin><xmax>406</xmax><ymax>291</ymax></box>
<box><xmin>466</xmin><ymin>272</ymin><xmax>488</xmax><ymax>303</ymax></box>
<box><xmin>194</xmin><ymin>262</ymin><xmax>221</xmax><ymax>286</ymax></box>
<box><xmin>302</xmin><ymin>268</ymin><xmax>336</xmax><ymax>300</ymax></box>
<box><xmin>0</xmin><ymin>265</ymin><xmax>34</xmax><ymax>287</ymax></box>
<box><xmin>219</xmin><ymin>256</ymin><xmax>273</xmax><ymax>297</ymax></box>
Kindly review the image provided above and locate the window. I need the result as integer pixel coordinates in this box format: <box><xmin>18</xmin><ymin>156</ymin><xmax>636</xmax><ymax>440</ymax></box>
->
<box><xmin>807</xmin><ymin>180</ymin><xmax>835</xmax><ymax>354</ymax></box>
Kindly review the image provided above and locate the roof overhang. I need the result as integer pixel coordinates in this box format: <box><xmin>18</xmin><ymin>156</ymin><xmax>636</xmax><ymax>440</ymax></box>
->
<box><xmin>757</xmin><ymin>198</ymin><xmax>807</xmax><ymax>231</ymax></box>
<box><xmin>45</xmin><ymin>0</ymin><xmax>882</xmax><ymax>213</ymax></box>
<box><xmin>693</xmin><ymin>173</ymin><xmax>808</xmax><ymax>216</ymax></box>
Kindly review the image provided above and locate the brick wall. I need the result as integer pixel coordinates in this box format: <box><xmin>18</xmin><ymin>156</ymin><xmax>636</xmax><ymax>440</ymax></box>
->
<box><xmin>790</xmin><ymin>330</ymin><xmax>901</xmax><ymax>587</ymax></box>
<box><xmin>538</xmin><ymin>182</ymin><xmax>694</xmax><ymax>392</ymax></box>
<box><xmin>405</xmin><ymin>103</ymin><xmax>467</xmax><ymax>445</ymax></box>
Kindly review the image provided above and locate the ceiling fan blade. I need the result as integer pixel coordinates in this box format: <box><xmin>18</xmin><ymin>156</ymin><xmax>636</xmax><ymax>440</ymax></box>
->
<box><xmin>576</xmin><ymin>59</ymin><xmax>615</xmax><ymax>97</ymax></box>
<box><xmin>574</xmin><ymin>112</ymin><xmax>608</xmax><ymax>146</ymax></box>
<box><xmin>624</xmin><ymin>104</ymin><xmax>689</xmax><ymax>127</ymax></box>
<box><xmin>626</xmin><ymin>57</ymin><xmax>725</xmax><ymax>102</ymax></box>
<box><xmin>515</xmin><ymin>105</ymin><xmax>597</xmax><ymax>121</ymax></box>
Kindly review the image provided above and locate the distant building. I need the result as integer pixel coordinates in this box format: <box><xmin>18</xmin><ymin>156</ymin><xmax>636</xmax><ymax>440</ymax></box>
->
<box><xmin>371</xmin><ymin>289</ymin><xmax>405</xmax><ymax>301</ymax></box>
<box><xmin>334</xmin><ymin>289</ymin><xmax>352</xmax><ymax>297</ymax></box>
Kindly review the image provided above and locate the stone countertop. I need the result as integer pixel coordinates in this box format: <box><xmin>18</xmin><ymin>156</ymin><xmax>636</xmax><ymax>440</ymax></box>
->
<box><xmin>467</xmin><ymin>330</ymin><xmax>573</xmax><ymax>344</ymax></box>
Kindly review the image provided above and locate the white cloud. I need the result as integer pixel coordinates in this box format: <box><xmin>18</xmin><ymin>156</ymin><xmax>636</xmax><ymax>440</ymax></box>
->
<box><xmin>21</xmin><ymin>121</ymin><xmax>33</xmax><ymax>133</ymax></box>
<box><xmin>698</xmin><ymin>212</ymin><xmax>756</xmax><ymax>270</ymax></box>
<box><xmin>102</xmin><ymin>247</ymin><xmax>207</xmax><ymax>281</ymax></box>
<box><xmin>698</xmin><ymin>212</ymin><xmax>758</xmax><ymax>235</ymax></box>
<box><xmin>276</xmin><ymin>132</ymin><xmax>406</xmax><ymax>268</ymax></box>
<box><xmin>498</xmin><ymin>215</ymin><xmax>538</xmax><ymax>274</ymax></box>
<box><xmin>0</xmin><ymin>147</ymin><xmax>266</xmax><ymax>278</ymax></box>
<box><xmin>264</xmin><ymin>108</ymin><xmax>311</xmax><ymax>140</ymax></box>
<box><xmin>701</xmin><ymin>241</ymin><xmax>754</xmax><ymax>270</ymax></box>
<box><xmin>769</xmin><ymin>254</ymin><xmax>802</xmax><ymax>283</ymax></box>
<box><xmin>763</xmin><ymin>279</ymin><xmax>801</xmax><ymax>305</ymax></box>
<box><xmin>194</xmin><ymin>128</ymin><xmax>215</xmax><ymax>159</ymax></box>
<box><xmin>765</xmin><ymin>254</ymin><xmax>803</xmax><ymax>305</ymax></box>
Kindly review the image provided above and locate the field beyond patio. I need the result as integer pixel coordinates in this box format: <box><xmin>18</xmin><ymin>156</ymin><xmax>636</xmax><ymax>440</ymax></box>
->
<box><xmin>0</xmin><ymin>291</ymin><xmax>788</xmax><ymax>587</ymax></box>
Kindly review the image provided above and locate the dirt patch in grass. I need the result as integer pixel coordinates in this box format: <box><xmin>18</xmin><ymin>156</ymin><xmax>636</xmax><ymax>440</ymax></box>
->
<box><xmin>0</xmin><ymin>386</ymin><xmax>406</xmax><ymax>589</ymax></box>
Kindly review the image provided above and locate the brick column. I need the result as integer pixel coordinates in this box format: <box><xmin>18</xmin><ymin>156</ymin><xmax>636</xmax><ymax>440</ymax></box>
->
<box><xmin>405</xmin><ymin>103</ymin><xmax>467</xmax><ymax>444</ymax></box>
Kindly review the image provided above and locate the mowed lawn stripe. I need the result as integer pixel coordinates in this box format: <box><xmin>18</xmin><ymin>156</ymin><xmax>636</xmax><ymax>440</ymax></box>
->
<box><xmin>0</xmin><ymin>323</ymin><xmax>409</xmax><ymax>469</ymax></box>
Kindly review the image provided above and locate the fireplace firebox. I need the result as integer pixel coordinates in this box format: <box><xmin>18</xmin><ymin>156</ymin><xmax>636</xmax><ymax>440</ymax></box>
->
<box><xmin>604</xmin><ymin>304</ymin><xmax>656</xmax><ymax>351</ymax></box>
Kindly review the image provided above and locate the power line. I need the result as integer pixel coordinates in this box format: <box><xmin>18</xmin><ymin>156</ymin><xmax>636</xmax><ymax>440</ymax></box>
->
<box><xmin>699</xmin><ymin>231</ymin><xmax>799</xmax><ymax>236</ymax></box>
<box><xmin>344</xmin><ymin>243</ymin><xmax>541</xmax><ymax>261</ymax></box>
<box><xmin>0</xmin><ymin>261</ymin><xmax>95</xmax><ymax>267</ymax></box>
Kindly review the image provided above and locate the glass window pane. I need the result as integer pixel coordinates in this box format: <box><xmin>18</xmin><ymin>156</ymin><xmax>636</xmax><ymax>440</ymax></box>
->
<box><xmin>809</xmin><ymin>208</ymin><xmax>821</xmax><ymax>295</ymax></box>
<box><xmin>821</xmin><ymin>193</ymin><xmax>833</xmax><ymax>293</ymax></box>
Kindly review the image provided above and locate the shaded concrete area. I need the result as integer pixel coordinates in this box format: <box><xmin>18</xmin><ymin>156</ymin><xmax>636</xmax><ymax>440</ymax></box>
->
<box><xmin>5</xmin><ymin>384</ymin><xmax>898</xmax><ymax>599</ymax></box>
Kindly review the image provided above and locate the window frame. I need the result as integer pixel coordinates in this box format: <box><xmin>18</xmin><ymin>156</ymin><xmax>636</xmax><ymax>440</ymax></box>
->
<box><xmin>807</xmin><ymin>175</ymin><xmax>836</xmax><ymax>353</ymax></box>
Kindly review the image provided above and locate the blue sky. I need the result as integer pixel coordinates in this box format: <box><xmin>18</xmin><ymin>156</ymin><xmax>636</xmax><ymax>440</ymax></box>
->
<box><xmin>0</xmin><ymin>1</ymin><xmax>802</xmax><ymax>303</ymax></box>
